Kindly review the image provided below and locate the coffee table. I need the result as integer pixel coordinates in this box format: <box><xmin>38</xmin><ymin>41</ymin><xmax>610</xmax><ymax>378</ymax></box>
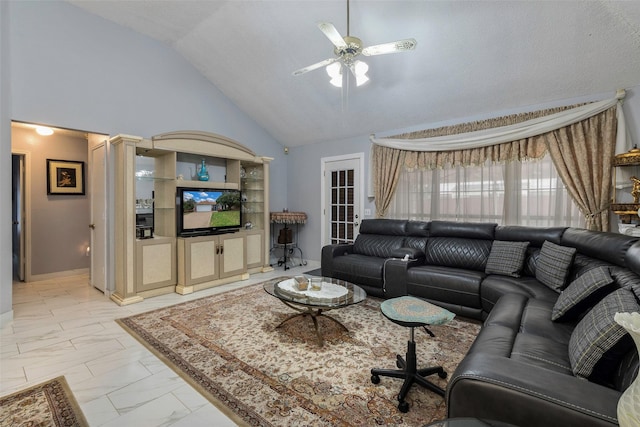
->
<box><xmin>263</xmin><ymin>276</ymin><xmax>367</xmax><ymax>346</ymax></box>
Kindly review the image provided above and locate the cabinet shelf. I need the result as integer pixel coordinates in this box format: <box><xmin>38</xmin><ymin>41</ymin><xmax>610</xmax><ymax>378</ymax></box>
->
<box><xmin>176</xmin><ymin>180</ymin><xmax>239</xmax><ymax>190</ymax></box>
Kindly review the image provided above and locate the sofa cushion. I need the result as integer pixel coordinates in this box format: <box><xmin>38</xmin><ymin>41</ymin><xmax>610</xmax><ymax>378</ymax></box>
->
<box><xmin>481</xmin><ymin>275</ymin><xmax>558</xmax><ymax>314</ymax></box>
<box><xmin>568</xmin><ymin>288</ymin><xmax>640</xmax><ymax>385</ymax></box>
<box><xmin>552</xmin><ymin>266</ymin><xmax>615</xmax><ymax>322</ymax></box>
<box><xmin>352</xmin><ymin>234</ymin><xmax>405</xmax><ymax>258</ymax></box>
<box><xmin>425</xmin><ymin>237</ymin><xmax>492</xmax><ymax>271</ymax></box>
<box><xmin>485</xmin><ymin>240</ymin><xmax>530</xmax><ymax>278</ymax></box>
<box><xmin>510</xmin><ymin>333</ymin><xmax>573</xmax><ymax>375</ymax></box>
<box><xmin>330</xmin><ymin>254</ymin><xmax>386</xmax><ymax>289</ymax></box>
<box><xmin>535</xmin><ymin>241</ymin><xmax>576</xmax><ymax>292</ymax></box>
<box><xmin>407</xmin><ymin>265</ymin><xmax>484</xmax><ymax>309</ymax></box>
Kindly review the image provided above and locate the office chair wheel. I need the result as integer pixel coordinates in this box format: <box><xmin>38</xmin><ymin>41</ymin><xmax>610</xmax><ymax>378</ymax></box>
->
<box><xmin>371</xmin><ymin>374</ymin><xmax>380</xmax><ymax>384</ymax></box>
<box><xmin>438</xmin><ymin>371</ymin><xmax>447</xmax><ymax>379</ymax></box>
<box><xmin>398</xmin><ymin>400</ymin><xmax>409</xmax><ymax>413</ymax></box>
<box><xmin>396</xmin><ymin>354</ymin><xmax>404</xmax><ymax>368</ymax></box>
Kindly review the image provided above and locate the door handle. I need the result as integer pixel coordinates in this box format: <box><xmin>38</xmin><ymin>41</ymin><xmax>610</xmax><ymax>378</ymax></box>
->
<box><xmin>89</xmin><ymin>224</ymin><xmax>95</xmax><ymax>229</ymax></box>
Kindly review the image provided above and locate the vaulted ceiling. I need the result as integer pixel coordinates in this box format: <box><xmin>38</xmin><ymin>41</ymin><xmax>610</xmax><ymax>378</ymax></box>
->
<box><xmin>68</xmin><ymin>1</ymin><xmax>640</xmax><ymax>147</ymax></box>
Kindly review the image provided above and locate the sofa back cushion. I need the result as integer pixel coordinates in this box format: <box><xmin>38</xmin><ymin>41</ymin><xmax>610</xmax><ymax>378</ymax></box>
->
<box><xmin>495</xmin><ymin>225</ymin><xmax>566</xmax><ymax>247</ymax></box>
<box><xmin>352</xmin><ymin>234</ymin><xmax>405</xmax><ymax>258</ymax></box>
<box><xmin>359</xmin><ymin>219</ymin><xmax>407</xmax><ymax>235</ymax></box>
<box><xmin>561</xmin><ymin>228</ymin><xmax>639</xmax><ymax>268</ymax></box>
<box><xmin>425</xmin><ymin>237</ymin><xmax>492</xmax><ymax>271</ymax></box>
<box><xmin>429</xmin><ymin>220</ymin><xmax>496</xmax><ymax>240</ymax></box>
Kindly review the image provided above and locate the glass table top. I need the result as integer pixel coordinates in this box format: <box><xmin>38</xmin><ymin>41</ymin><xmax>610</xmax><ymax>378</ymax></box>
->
<box><xmin>263</xmin><ymin>276</ymin><xmax>367</xmax><ymax>309</ymax></box>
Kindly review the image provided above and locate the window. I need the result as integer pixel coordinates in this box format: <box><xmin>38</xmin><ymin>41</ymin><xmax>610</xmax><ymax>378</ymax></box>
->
<box><xmin>388</xmin><ymin>153</ymin><xmax>585</xmax><ymax>228</ymax></box>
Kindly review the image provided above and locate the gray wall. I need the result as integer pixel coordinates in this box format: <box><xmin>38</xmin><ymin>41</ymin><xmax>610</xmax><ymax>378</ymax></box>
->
<box><xmin>8</xmin><ymin>0</ymin><xmax>287</xmax><ymax>209</ymax></box>
<box><xmin>12</xmin><ymin>127</ymin><xmax>91</xmax><ymax>276</ymax></box>
<box><xmin>2</xmin><ymin>1</ymin><xmax>288</xmax><ymax>322</ymax></box>
<box><xmin>1</xmin><ymin>1</ymin><xmax>13</xmax><ymax>325</ymax></box>
<box><xmin>288</xmin><ymin>87</ymin><xmax>640</xmax><ymax>263</ymax></box>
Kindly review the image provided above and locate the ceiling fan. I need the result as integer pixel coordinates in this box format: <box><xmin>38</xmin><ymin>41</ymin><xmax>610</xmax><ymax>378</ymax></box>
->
<box><xmin>292</xmin><ymin>0</ymin><xmax>417</xmax><ymax>87</ymax></box>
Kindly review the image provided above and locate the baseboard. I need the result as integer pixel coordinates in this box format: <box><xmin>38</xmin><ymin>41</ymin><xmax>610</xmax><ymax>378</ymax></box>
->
<box><xmin>29</xmin><ymin>268</ymin><xmax>90</xmax><ymax>282</ymax></box>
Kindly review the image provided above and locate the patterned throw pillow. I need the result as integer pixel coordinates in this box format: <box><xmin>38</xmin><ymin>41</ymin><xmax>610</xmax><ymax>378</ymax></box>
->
<box><xmin>552</xmin><ymin>266</ymin><xmax>614</xmax><ymax>322</ymax></box>
<box><xmin>485</xmin><ymin>241</ymin><xmax>530</xmax><ymax>277</ymax></box>
<box><xmin>535</xmin><ymin>241</ymin><xmax>577</xmax><ymax>292</ymax></box>
<box><xmin>568</xmin><ymin>288</ymin><xmax>640</xmax><ymax>383</ymax></box>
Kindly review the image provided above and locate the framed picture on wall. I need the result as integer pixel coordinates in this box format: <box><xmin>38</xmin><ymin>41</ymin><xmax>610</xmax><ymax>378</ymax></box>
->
<box><xmin>46</xmin><ymin>159</ymin><xmax>85</xmax><ymax>195</ymax></box>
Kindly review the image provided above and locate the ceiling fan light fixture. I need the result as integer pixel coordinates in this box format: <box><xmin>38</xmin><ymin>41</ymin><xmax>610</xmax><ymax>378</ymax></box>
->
<box><xmin>326</xmin><ymin>62</ymin><xmax>343</xmax><ymax>87</ymax></box>
<box><xmin>353</xmin><ymin>60</ymin><xmax>369</xmax><ymax>86</ymax></box>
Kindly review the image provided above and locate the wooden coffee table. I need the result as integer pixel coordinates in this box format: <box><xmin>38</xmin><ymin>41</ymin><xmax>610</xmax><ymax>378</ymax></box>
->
<box><xmin>263</xmin><ymin>276</ymin><xmax>367</xmax><ymax>346</ymax></box>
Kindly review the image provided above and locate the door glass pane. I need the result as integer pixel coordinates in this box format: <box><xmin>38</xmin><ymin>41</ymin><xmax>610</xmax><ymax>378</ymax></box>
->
<box><xmin>329</xmin><ymin>166</ymin><xmax>356</xmax><ymax>244</ymax></box>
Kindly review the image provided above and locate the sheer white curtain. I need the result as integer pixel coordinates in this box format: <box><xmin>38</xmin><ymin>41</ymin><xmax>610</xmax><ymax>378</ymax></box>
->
<box><xmin>388</xmin><ymin>153</ymin><xmax>585</xmax><ymax>228</ymax></box>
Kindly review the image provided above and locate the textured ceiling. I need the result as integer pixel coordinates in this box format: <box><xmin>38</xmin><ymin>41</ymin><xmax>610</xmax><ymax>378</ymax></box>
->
<box><xmin>68</xmin><ymin>1</ymin><xmax>640</xmax><ymax>147</ymax></box>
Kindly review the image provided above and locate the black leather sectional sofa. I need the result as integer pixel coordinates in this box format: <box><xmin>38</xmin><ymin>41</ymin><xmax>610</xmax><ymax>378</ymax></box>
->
<box><xmin>321</xmin><ymin>219</ymin><xmax>640</xmax><ymax>427</ymax></box>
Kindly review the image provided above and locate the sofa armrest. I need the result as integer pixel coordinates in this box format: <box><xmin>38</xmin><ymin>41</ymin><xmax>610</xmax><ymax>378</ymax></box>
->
<box><xmin>390</xmin><ymin>247</ymin><xmax>425</xmax><ymax>261</ymax></box>
<box><xmin>447</xmin><ymin>353</ymin><xmax>620</xmax><ymax>427</ymax></box>
<box><xmin>321</xmin><ymin>243</ymin><xmax>354</xmax><ymax>277</ymax></box>
<box><xmin>383</xmin><ymin>257</ymin><xmax>424</xmax><ymax>298</ymax></box>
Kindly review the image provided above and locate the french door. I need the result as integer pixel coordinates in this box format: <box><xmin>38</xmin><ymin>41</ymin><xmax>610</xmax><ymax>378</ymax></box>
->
<box><xmin>321</xmin><ymin>154</ymin><xmax>364</xmax><ymax>246</ymax></box>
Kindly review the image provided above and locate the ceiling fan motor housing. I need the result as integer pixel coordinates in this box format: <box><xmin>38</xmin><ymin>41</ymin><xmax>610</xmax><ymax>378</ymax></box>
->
<box><xmin>335</xmin><ymin>36</ymin><xmax>363</xmax><ymax>61</ymax></box>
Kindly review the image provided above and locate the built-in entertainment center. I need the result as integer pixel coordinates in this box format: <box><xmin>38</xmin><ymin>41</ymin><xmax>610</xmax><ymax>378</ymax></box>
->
<box><xmin>110</xmin><ymin>131</ymin><xmax>273</xmax><ymax>305</ymax></box>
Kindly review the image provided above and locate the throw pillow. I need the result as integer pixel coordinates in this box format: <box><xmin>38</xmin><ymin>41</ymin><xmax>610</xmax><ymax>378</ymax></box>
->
<box><xmin>552</xmin><ymin>266</ymin><xmax>614</xmax><ymax>322</ymax></box>
<box><xmin>568</xmin><ymin>288</ymin><xmax>640</xmax><ymax>384</ymax></box>
<box><xmin>485</xmin><ymin>240</ymin><xmax>530</xmax><ymax>277</ymax></box>
<box><xmin>535</xmin><ymin>241</ymin><xmax>577</xmax><ymax>292</ymax></box>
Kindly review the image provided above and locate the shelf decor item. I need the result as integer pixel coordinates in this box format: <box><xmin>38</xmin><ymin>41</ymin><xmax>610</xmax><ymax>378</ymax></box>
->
<box><xmin>46</xmin><ymin>159</ymin><xmax>85</xmax><ymax>195</ymax></box>
<box><xmin>197</xmin><ymin>159</ymin><xmax>209</xmax><ymax>181</ymax></box>
<box><xmin>614</xmin><ymin>311</ymin><xmax>640</xmax><ymax>427</ymax></box>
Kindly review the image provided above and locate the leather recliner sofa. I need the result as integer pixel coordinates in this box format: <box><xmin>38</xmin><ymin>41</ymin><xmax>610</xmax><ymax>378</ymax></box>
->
<box><xmin>321</xmin><ymin>219</ymin><xmax>640</xmax><ymax>427</ymax></box>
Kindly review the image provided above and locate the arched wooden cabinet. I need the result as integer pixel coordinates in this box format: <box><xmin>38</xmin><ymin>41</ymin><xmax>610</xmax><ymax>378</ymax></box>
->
<box><xmin>110</xmin><ymin>131</ymin><xmax>273</xmax><ymax>305</ymax></box>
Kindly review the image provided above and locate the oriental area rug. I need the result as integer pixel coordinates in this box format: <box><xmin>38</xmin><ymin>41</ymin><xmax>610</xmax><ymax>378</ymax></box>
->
<box><xmin>0</xmin><ymin>376</ymin><xmax>88</xmax><ymax>427</ymax></box>
<box><xmin>117</xmin><ymin>280</ymin><xmax>481</xmax><ymax>427</ymax></box>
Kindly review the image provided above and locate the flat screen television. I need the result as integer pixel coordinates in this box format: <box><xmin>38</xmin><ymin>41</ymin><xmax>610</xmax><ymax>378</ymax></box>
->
<box><xmin>176</xmin><ymin>187</ymin><xmax>242</xmax><ymax>237</ymax></box>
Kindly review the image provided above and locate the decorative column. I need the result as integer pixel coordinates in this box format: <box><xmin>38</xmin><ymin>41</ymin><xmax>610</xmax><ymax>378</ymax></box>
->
<box><xmin>110</xmin><ymin>135</ymin><xmax>144</xmax><ymax>306</ymax></box>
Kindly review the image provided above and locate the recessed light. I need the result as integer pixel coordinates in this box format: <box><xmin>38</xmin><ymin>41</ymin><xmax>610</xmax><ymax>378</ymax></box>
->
<box><xmin>35</xmin><ymin>126</ymin><xmax>54</xmax><ymax>136</ymax></box>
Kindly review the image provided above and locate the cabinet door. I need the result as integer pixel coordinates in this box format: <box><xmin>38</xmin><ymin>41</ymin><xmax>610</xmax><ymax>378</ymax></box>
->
<box><xmin>219</xmin><ymin>234</ymin><xmax>247</xmax><ymax>278</ymax></box>
<box><xmin>136</xmin><ymin>238</ymin><xmax>176</xmax><ymax>292</ymax></box>
<box><xmin>245</xmin><ymin>230</ymin><xmax>264</xmax><ymax>269</ymax></box>
<box><xmin>178</xmin><ymin>236</ymin><xmax>220</xmax><ymax>286</ymax></box>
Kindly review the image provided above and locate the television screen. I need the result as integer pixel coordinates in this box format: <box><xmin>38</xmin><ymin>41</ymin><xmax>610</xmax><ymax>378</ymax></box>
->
<box><xmin>177</xmin><ymin>188</ymin><xmax>242</xmax><ymax>236</ymax></box>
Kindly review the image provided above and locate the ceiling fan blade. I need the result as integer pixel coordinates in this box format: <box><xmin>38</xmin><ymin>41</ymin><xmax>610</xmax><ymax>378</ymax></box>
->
<box><xmin>362</xmin><ymin>38</ymin><xmax>417</xmax><ymax>56</ymax></box>
<box><xmin>292</xmin><ymin>57</ymin><xmax>340</xmax><ymax>76</ymax></box>
<box><xmin>318</xmin><ymin>22</ymin><xmax>348</xmax><ymax>50</ymax></box>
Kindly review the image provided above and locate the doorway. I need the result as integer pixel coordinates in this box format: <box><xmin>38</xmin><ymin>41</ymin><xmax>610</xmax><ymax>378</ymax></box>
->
<box><xmin>321</xmin><ymin>153</ymin><xmax>364</xmax><ymax>246</ymax></box>
<box><xmin>12</xmin><ymin>153</ymin><xmax>26</xmax><ymax>281</ymax></box>
<box><xmin>11</xmin><ymin>121</ymin><xmax>108</xmax><ymax>288</ymax></box>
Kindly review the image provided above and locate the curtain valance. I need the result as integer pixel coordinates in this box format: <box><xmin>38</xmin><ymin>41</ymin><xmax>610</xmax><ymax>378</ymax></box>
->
<box><xmin>370</xmin><ymin>91</ymin><xmax>627</xmax><ymax>153</ymax></box>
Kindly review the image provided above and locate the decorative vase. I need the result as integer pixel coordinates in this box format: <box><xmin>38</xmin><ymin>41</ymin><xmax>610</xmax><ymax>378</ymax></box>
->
<box><xmin>197</xmin><ymin>159</ymin><xmax>209</xmax><ymax>181</ymax></box>
<box><xmin>615</xmin><ymin>311</ymin><xmax>640</xmax><ymax>427</ymax></box>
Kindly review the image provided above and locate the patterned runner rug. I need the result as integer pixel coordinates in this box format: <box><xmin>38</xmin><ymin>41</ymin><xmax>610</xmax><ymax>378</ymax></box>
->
<box><xmin>117</xmin><ymin>280</ymin><xmax>480</xmax><ymax>426</ymax></box>
<box><xmin>0</xmin><ymin>376</ymin><xmax>88</xmax><ymax>427</ymax></box>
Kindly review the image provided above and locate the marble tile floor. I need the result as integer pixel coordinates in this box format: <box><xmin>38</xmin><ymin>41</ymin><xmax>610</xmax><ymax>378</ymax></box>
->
<box><xmin>1</xmin><ymin>262</ymin><xmax>319</xmax><ymax>426</ymax></box>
